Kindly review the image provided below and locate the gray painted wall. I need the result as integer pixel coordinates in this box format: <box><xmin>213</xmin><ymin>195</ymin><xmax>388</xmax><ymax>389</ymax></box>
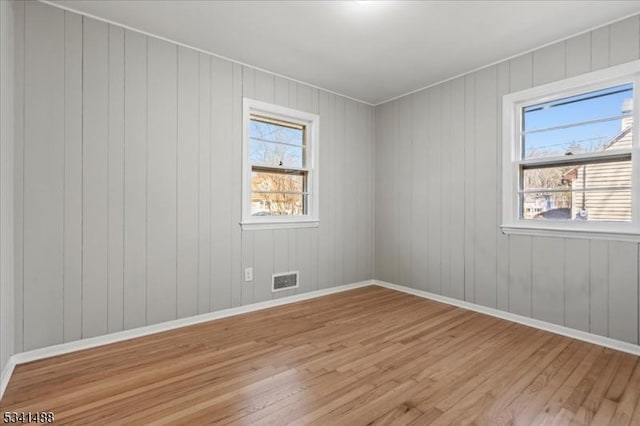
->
<box><xmin>13</xmin><ymin>1</ymin><xmax>374</xmax><ymax>352</ymax></box>
<box><xmin>6</xmin><ymin>0</ymin><xmax>639</xmax><ymax>364</ymax></box>
<box><xmin>1</xmin><ymin>0</ymin><xmax>16</xmax><ymax>374</ymax></box>
<box><xmin>375</xmin><ymin>15</ymin><xmax>640</xmax><ymax>345</ymax></box>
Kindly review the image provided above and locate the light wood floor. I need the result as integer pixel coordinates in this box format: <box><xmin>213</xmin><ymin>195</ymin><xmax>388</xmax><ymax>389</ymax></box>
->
<box><xmin>2</xmin><ymin>286</ymin><xmax>640</xmax><ymax>425</ymax></box>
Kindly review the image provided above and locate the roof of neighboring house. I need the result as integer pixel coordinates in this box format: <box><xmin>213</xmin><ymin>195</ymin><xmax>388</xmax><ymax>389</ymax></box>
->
<box><xmin>563</xmin><ymin>126</ymin><xmax>632</xmax><ymax>182</ymax></box>
<box><xmin>603</xmin><ymin>126</ymin><xmax>631</xmax><ymax>151</ymax></box>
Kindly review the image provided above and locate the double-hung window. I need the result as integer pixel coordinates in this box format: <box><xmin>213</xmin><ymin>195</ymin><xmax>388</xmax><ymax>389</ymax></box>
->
<box><xmin>502</xmin><ymin>61</ymin><xmax>640</xmax><ymax>240</ymax></box>
<box><xmin>241</xmin><ymin>98</ymin><xmax>319</xmax><ymax>230</ymax></box>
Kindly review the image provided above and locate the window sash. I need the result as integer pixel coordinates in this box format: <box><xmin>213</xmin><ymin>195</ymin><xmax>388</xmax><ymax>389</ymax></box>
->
<box><xmin>250</xmin><ymin>162</ymin><xmax>309</xmax><ymax>173</ymax></box>
<box><xmin>251</xmin><ymin>114</ymin><xmax>305</xmax><ymax>130</ymax></box>
<box><xmin>249</xmin><ymin>115</ymin><xmax>307</xmax><ymax>168</ymax></box>
<box><xmin>519</xmin><ymin>187</ymin><xmax>631</xmax><ymax>194</ymax></box>
<box><xmin>517</xmin><ymin>149</ymin><xmax>632</xmax><ymax>168</ymax></box>
<box><xmin>516</xmin><ymin>145</ymin><xmax>634</xmax><ymax>221</ymax></box>
<box><xmin>250</xmin><ymin>165</ymin><xmax>309</xmax><ymax>216</ymax></box>
<box><xmin>253</xmin><ymin>191</ymin><xmax>310</xmax><ymax>195</ymax></box>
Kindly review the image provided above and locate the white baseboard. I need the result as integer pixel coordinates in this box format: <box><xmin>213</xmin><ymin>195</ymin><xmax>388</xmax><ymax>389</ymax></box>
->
<box><xmin>374</xmin><ymin>280</ymin><xmax>640</xmax><ymax>357</ymax></box>
<box><xmin>0</xmin><ymin>357</ymin><xmax>15</xmax><ymax>401</ymax></box>
<box><xmin>0</xmin><ymin>280</ymin><xmax>374</xmax><ymax>400</ymax></box>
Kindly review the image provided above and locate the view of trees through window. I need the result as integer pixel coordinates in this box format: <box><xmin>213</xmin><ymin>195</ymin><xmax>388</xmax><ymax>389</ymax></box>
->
<box><xmin>249</xmin><ymin>116</ymin><xmax>307</xmax><ymax>216</ymax></box>
<box><xmin>520</xmin><ymin>83</ymin><xmax>633</xmax><ymax>221</ymax></box>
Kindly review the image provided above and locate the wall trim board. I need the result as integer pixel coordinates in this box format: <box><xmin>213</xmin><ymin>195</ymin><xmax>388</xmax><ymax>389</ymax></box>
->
<box><xmin>38</xmin><ymin>0</ymin><xmax>374</xmax><ymax>107</ymax></box>
<box><xmin>0</xmin><ymin>280</ymin><xmax>374</xmax><ymax>400</ymax></box>
<box><xmin>374</xmin><ymin>280</ymin><xmax>640</xmax><ymax>357</ymax></box>
<box><xmin>0</xmin><ymin>357</ymin><xmax>15</xmax><ymax>401</ymax></box>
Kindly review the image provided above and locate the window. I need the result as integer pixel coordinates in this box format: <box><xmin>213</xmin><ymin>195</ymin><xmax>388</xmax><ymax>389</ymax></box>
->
<box><xmin>241</xmin><ymin>98</ymin><xmax>319</xmax><ymax>230</ymax></box>
<box><xmin>502</xmin><ymin>61</ymin><xmax>640</xmax><ymax>241</ymax></box>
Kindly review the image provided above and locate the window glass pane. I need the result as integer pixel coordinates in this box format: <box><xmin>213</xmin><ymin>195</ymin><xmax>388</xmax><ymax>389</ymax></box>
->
<box><xmin>251</xmin><ymin>193</ymin><xmax>307</xmax><ymax>216</ymax></box>
<box><xmin>252</xmin><ymin>170</ymin><xmax>306</xmax><ymax>193</ymax></box>
<box><xmin>521</xmin><ymin>190</ymin><xmax>631</xmax><ymax>222</ymax></box>
<box><xmin>249</xmin><ymin>117</ymin><xmax>305</xmax><ymax>168</ymax></box>
<box><xmin>249</xmin><ymin>139</ymin><xmax>304</xmax><ymax>168</ymax></box>
<box><xmin>251</xmin><ymin>169</ymin><xmax>307</xmax><ymax>216</ymax></box>
<box><xmin>521</xmin><ymin>191</ymin><xmax>573</xmax><ymax>220</ymax></box>
<box><xmin>521</xmin><ymin>159</ymin><xmax>632</xmax><ymax>221</ymax></box>
<box><xmin>522</xmin><ymin>165</ymin><xmax>573</xmax><ymax>192</ymax></box>
<box><xmin>524</xmin><ymin>84</ymin><xmax>632</xmax><ymax>130</ymax></box>
<box><xmin>250</xmin><ymin>118</ymin><xmax>304</xmax><ymax>146</ymax></box>
<box><xmin>523</xmin><ymin>120</ymin><xmax>632</xmax><ymax>158</ymax></box>
<box><xmin>522</xmin><ymin>83</ymin><xmax>633</xmax><ymax>159</ymax></box>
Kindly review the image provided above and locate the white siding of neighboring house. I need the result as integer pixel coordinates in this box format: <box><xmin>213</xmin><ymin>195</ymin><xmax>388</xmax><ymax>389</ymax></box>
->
<box><xmin>570</xmin><ymin>115</ymin><xmax>632</xmax><ymax>221</ymax></box>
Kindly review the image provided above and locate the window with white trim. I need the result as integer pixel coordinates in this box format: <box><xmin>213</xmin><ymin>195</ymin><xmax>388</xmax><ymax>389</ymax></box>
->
<box><xmin>502</xmin><ymin>61</ymin><xmax>640</xmax><ymax>241</ymax></box>
<box><xmin>241</xmin><ymin>98</ymin><xmax>319</xmax><ymax>230</ymax></box>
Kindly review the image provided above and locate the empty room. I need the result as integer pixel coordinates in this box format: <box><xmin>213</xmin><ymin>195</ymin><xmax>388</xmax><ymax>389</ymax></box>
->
<box><xmin>2</xmin><ymin>0</ymin><xmax>640</xmax><ymax>424</ymax></box>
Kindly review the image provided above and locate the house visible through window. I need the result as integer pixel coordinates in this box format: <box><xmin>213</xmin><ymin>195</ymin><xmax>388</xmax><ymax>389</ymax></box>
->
<box><xmin>242</xmin><ymin>99</ymin><xmax>320</xmax><ymax>229</ymax></box>
<box><xmin>502</xmin><ymin>61</ymin><xmax>639</xmax><ymax>240</ymax></box>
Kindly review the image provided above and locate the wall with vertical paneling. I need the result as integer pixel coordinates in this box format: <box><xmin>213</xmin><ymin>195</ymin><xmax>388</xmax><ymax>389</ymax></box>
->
<box><xmin>9</xmin><ymin>0</ymin><xmax>639</xmax><ymax>360</ymax></box>
<box><xmin>13</xmin><ymin>1</ymin><xmax>375</xmax><ymax>352</ymax></box>
<box><xmin>375</xmin><ymin>15</ymin><xmax>640</xmax><ymax>345</ymax></box>
<box><xmin>0</xmin><ymin>0</ymin><xmax>16</xmax><ymax>375</ymax></box>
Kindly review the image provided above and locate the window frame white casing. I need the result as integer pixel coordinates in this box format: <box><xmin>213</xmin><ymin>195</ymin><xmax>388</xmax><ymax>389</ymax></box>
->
<box><xmin>502</xmin><ymin>60</ymin><xmax>640</xmax><ymax>242</ymax></box>
<box><xmin>241</xmin><ymin>98</ymin><xmax>320</xmax><ymax>230</ymax></box>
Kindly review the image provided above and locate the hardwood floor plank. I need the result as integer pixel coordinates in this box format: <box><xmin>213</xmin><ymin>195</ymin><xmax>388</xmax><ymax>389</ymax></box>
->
<box><xmin>532</xmin><ymin>345</ymin><xmax>605</xmax><ymax>425</ymax></box>
<box><xmin>417</xmin><ymin>328</ymin><xmax>550</xmax><ymax>413</ymax></box>
<box><xmin>429</xmin><ymin>335</ymin><xmax>571</xmax><ymax>425</ymax></box>
<box><xmin>589</xmin><ymin>399</ymin><xmax>617</xmax><ymax>425</ymax></box>
<box><xmin>2</xmin><ymin>286</ymin><xmax>639</xmax><ymax>426</ymax></box>
<box><xmin>606</xmin><ymin>354</ymin><xmax>637</xmax><ymax>401</ymax></box>
<box><xmin>612</xmin><ymin>360</ymin><xmax>640</xmax><ymax>425</ymax></box>
<box><xmin>228</xmin><ymin>367</ymin><xmax>379</xmax><ymax>425</ymax></box>
<box><xmin>508</xmin><ymin>342</ymin><xmax>590</xmax><ymax>424</ymax></box>
<box><xmin>574</xmin><ymin>349</ymin><xmax>624</xmax><ymax>423</ymax></box>
<box><xmin>370</xmin><ymin>403</ymin><xmax>424</xmax><ymax>425</ymax></box>
<box><xmin>481</xmin><ymin>341</ymin><xmax>583</xmax><ymax>425</ymax></box>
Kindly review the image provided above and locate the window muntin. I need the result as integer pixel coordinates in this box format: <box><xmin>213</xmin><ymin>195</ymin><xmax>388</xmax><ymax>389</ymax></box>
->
<box><xmin>242</xmin><ymin>98</ymin><xmax>319</xmax><ymax>229</ymax></box>
<box><xmin>502</xmin><ymin>61</ymin><xmax>640</xmax><ymax>240</ymax></box>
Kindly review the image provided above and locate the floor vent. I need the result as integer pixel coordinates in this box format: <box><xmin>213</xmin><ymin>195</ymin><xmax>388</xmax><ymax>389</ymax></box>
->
<box><xmin>272</xmin><ymin>271</ymin><xmax>299</xmax><ymax>292</ymax></box>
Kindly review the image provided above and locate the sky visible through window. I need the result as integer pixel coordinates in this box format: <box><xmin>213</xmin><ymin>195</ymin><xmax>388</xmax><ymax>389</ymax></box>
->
<box><xmin>249</xmin><ymin>118</ymin><xmax>304</xmax><ymax>168</ymax></box>
<box><xmin>523</xmin><ymin>83</ymin><xmax>633</xmax><ymax>159</ymax></box>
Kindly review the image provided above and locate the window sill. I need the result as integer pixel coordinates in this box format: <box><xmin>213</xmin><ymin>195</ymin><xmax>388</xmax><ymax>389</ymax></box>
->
<box><xmin>240</xmin><ymin>220</ymin><xmax>319</xmax><ymax>231</ymax></box>
<box><xmin>501</xmin><ymin>224</ymin><xmax>640</xmax><ymax>242</ymax></box>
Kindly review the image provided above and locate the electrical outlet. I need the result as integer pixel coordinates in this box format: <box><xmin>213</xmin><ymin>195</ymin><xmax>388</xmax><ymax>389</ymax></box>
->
<box><xmin>244</xmin><ymin>267</ymin><xmax>253</xmax><ymax>282</ymax></box>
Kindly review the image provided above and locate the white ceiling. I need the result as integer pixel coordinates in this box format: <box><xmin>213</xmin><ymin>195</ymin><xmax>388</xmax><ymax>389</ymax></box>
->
<box><xmin>50</xmin><ymin>0</ymin><xmax>640</xmax><ymax>105</ymax></box>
